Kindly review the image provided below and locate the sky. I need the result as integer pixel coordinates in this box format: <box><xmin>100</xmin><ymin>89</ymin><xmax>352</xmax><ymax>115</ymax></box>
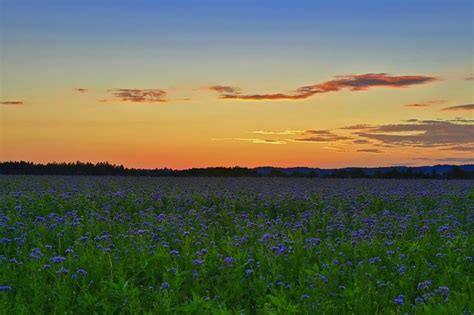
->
<box><xmin>1</xmin><ymin>0</ymin><xmax>473</xmax><ymax>169</ymax></box>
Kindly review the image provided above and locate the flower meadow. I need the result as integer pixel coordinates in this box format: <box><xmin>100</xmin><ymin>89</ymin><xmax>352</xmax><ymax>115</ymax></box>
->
<box><xmin>0</xmin><ymin>176</ymin><xmax>473</xmax><ymax>314</ymax></box>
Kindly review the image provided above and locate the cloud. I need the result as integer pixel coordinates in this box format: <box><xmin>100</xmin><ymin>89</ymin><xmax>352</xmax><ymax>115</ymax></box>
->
<box><xmin>250</xmin><ymin>129</ymin><xmax>305</xmax><ymax>135</ymax></box>
<box><xmin>448</xmin><ymin>117</ymin><xmax>474</xmax><ymax>123</ymax></box>
<box><xmin>351</xmin><ymin>120</ymin><xmax>474</xmax><ymax>147</ymax></box>
<box><xmin>415</xmin><ymin>157</ymin><xmax>474</xmax><ymax>164</ymax></box>
<box><xmin>465</xmin><ymin>76</ymin><xmax>474</xmax><ymax>81</ymax></box>
<box><xmin>210</xmin><ymin>73</ymin><xmax>438</xmax><ymax>101</ymax></box>
<box><xmin>353</xmin><ymin>139</ymin><xmax>372</xmax><ymax>144</ymax></box>
<box><xmin>405</xmin><ymin>118</ymin><xmax>474</xmax><ymax>123</ymax></box>
<box><xmin>208</xmin><ymin>85</ymin><xmax>241</xmax><ymax>94</ymax></box>
<box><xmin>101</xmin><ymin>89</ymin><xmax>167</xmax><ymax>103</ymax></box>
<box><xmin>211</xmin><ymin>138</ymin><xmax>286</xmax><ymax>145</ymax></box>
<box><xmin>75</xmin><ymin>88</ymin><xmax>88</xmax><ymax>93</ymax></box>
<box><xmin>292</xmin><ymin>129</ymin><xmax>352</xmax><ymax>142</ymax></box>
<box><xmin>440</xmin><ymin>104</ymin><xmax>474</xmax><ymax>111</ymax></box>
<box><xmin>340</xmin><ymin>124</ymin><xmax>374</xmax><ymax>130</ymax></box>
<box><xmin>440</xmin><ymin>145</ymin><xmax>474</xmax><ymax>152</ymax></box>
<box><xmin>357</xmin><ymin>148</ymin><xmax>384</xmax><ymax>153</ymax></box>
<box><xmin>436</xmin><ymin>157</ymin><xmax>474</xmax><ymax>163</ymax></box>
<box><xmin>404</xmin><ymin>100</ymin><xmax>446</xmax><ymax>108</ymax></box>
<box><xmin>0</xmin><ymin>101</ymin><xmax>23</xmax><ymax>105</ymax></box>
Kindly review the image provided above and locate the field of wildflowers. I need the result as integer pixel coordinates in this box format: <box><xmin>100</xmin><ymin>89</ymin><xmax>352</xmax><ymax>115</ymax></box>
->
<box><xmin>0</xmin><ymin>176</ymin><xmax>473</xmax><ymax>314</ymax></box>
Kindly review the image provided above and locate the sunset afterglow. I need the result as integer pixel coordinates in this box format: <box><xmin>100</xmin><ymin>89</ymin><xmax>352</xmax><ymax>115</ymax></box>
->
<box><xmin>1</xmin><ymin>0</ymin><xmax>472</xmax><ymax>168</ymax></box>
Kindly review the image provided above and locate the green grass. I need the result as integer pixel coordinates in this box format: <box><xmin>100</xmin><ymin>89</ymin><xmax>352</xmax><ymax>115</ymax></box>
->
<box><xmin>0</xmin><ymin>176</ymin><xmax>473</xmax><ymax>314</ymax></box>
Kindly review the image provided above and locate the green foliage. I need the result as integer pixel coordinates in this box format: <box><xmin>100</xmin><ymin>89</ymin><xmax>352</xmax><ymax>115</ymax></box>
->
<box><xmin>0</xmin><ymin>176</ymin><xmax>472</xmax><ymax>314</ymax></box>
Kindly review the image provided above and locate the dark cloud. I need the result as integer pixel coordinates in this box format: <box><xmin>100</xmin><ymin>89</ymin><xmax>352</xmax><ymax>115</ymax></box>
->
<box><xmin>353</xmin><ymin>139</ymin><xmax>372</xmax><ymax>144</ymax></box>
<box><xmin>357</xmin><ymin>148</ymin><xmax>384</xmax><ymax>153</ymax></box>
<box><xmin>404</xmin><ymin>100</ymin><xmax>445</xmax><ymax>108</ymax></box>
<box><xmin>211</xmin><ymin>137</ymin><xmax>286</xmax><ymax>145</ymax></box>
<box><xmin>293</xmin><ymin>129</ymin><xmax>352</xmax><ymax>142</ymax></box>
<box><xmin>440</xmin><ymin>104</ymin><xmax>474</xmax><ymax>111</ymax></box>
<box><xmin>250</xmin><ymin>129</ymin><xmax>304</xmax><ymax>135</ymax></box>
<box><xmin>0</xmin><ymin>101</ymin><xmax>23</xmax><ymax>105</ymax></box>
<box><xmin>101</xmin><ymin>89</ymin><xmax>167</xmax><ymax>103</ymax></box>
<box><xmin>340</xmin><ymin>124</ymin><xmax>374</xmax><ymax>130</ymax></box>
<box><xmin>404</xmin><ymin>118</ymin><xmax>474</xmax><ymax>123</ymax></box>
<box><xmin>75</xmin><ymin>88</ymin><xmax>88</xmax><ymax>93</ymax></box>
<box><xmin>465</xmin><ymin>76</ymin><xmax>474</xmax><ymax>81</ymax></box>
<box><xmin>208</xmin><ymin>85</ymin><xmax>241</xmax><ymax>94</ymax></box>
<box><xmin>448</xmin><ymin>117</ymin><xmax>474</xmax><ymax>123</ymax></box>
<box><xmin>210</xmin><ymin>73</ymin><xmax>438</xmax><ymax>101</ymax></box>
<box><xmin>351</xmin><ymin>120</ymin><xmax>474</xmax><ymax>147</ymax></box>
<box><xmin>440</xmin><ymin>145</ymin><xmax>474</xmax><ymax>152</ymax></box>
<box><xmin>419</xmin><ymin>157</ymin><xmax>474</xmax><ymax>164</ymax></box>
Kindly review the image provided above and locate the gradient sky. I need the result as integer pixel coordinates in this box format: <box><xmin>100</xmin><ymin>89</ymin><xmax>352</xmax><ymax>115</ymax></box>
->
<box><xmin>1</xmin><ymin>0</ymin><xmax>473</xmax><ymax>169</ymax></box>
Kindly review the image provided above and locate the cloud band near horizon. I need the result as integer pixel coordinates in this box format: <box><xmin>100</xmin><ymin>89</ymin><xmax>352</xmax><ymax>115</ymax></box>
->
<box><xmin>209</xmin><ymin>73</ymin><xmax>438</xmax><ymax>101</ymax></box>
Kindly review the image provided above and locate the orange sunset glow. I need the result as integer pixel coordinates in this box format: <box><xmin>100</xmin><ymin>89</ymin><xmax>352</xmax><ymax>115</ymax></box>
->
<box><xmin>1</xmin><ymin>1</ymin><xmax>473</xmax><ymax>169</ymax></box>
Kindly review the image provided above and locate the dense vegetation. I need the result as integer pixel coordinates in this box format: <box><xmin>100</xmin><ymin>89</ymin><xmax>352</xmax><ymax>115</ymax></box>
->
<box><xmin>0</xmin><ymin>176</ymin><xmax>473</xmax><ymax>314</ymax></box>
<box><xmin>1</xmin><ymin>161</ymin><xmax>473</xmax><ymax>179</ymax></box>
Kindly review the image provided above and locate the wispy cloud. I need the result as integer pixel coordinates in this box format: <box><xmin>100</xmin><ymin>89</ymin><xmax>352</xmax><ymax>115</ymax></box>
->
<box><xmin>404</xmin><ymin>100</ymin><xmax>446</xmax><ymax>108</ymax></box>
<box><xmin>415</xmin><ymin>157</ymin><xmax>474</xmax><ymax>164</ymax></box>
<box><xmin>292</xmin><ymin>129</ymin><xmax>352</xmax><ymax>142</ymax></box>
<box><xmin>211</xmin><ymin>138</ymin><xmax>286</xmax><ymax>145</ymax></box>
<box><xmin>440</xmin><ymin>145</ymin><xmax>474</xmax><ymax>152</ymax></box>
<box><xmin>0</xmin><ymin>101</ymin><xmax>23</xmax><ymax>105</ymax></box>
<box><xmin>250</xmin><ymin>129</ymin><xmax>305</xmax><ymax>135</ymax></box>
<box><xmin>349</xmin><ymin>120</ymin><xmax>474</xmax><ymax>148</ymax></box>
<box><xmin>340</xmin><ymin>124</ymin><xmax>374</xmax><ymax>130</ymax></box>
<box><xmin>465</xmin><ymin>76</ymin><xmax>474</xmax><ymax>81</ymax></box>
<box><xmin>210</xmin><ymin>73</ymin><xmax>438</xmax><ymax>101</ymax></box>
<box><xmin>357</xmin><ymin>148</ymin><xmax>384</xmax><ymax>153</ymax></box>
<box><xmin>75</xmin><ymin>88</ymin><xmax>88</xmax><ymax>93</ymax></box>
<box><xmin>208</xmin><ymin>85</ymin><xmax>241</xmax><ymax>94</ymax></box>
<box><xmin>353</xmin><ymin>139</ymin><xmax>372</xmax><ymax>144</ymax></box>
<box><xmin>100</xmin><ymin>89</ymin><xmax>167</xmax><ymax>103</ymax></box>
<box><xmin>440</xmin><ymin>104</ymin><xmax>474</xmax><ymax>111</ymax></box>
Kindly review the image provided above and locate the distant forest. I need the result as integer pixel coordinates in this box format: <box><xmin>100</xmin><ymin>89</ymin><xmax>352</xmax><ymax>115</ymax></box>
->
<box><xmin>1</xmin><ymin>161</ymin><xmax>473</xmax><ymax>179</ymax></box>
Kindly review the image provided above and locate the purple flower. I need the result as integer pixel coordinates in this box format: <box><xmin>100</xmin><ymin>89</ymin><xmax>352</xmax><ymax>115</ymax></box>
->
<box><xmin>245</xmin><ymin>269</ymin><xmax>253</xmax><ymax>275</ymax></box>
<box><xmin>437</xmin><ymin>224</ymin><xmax>450</xmax><ymax>233</ymax></box>
<box><xmin>0</xmin><ymin>285</ymin><xmax>12</xmax><ymax>292</ymax></box>
<box><xmin>369</xmin><ymin>256</ymin><xmax>381</xmax><ymax>264</ymax></box>
<box><xmin>417</xmin><ymin>280</ymin><xmax>432</xmax><ymax>291</ymax></box>
<box><xmin>394</xmin><ymin>294</ymin><xmax>405</xmax><ymax>305</ymax></box>
<box><xmin>301</xmin><ymin>294</ymin><xmax>310</xmax><ymax>300</ymax></box>
<box><xmin>56</xmin><ymin>267</ymin><xmax>69</xmax><ymax>274</ymax></box>
<box><xmin>272</xmin><ymin>244</ymin><xmax>286</xmax><ymax>254</ymax></box>
<box><xmin>192</xmin><ymin>259</ymin><xmax>205</xmax><ymax>265</ymax></box>
<box><xmin>435</xmin><ymin>286</ymin><xmax>450</xmax><ymax>297</ymax></box>
<box><xmin>29</xmin><ymin>248</ymin><xmax>43</xmax><ymax>259</ymax></box>
<box><xmin>223</xmin><ymin>256</ymin><xmax>235</xmax><ymax>266</ymax></box>
<box><xmin>160</xmin><ymin>282</ymin><xmax>170</xmax><ymax>290</ymax></box>
<box><xmin>50</xmin><ymin>256</ymin><xmax>66</xmax><ymax>264</ymax></box>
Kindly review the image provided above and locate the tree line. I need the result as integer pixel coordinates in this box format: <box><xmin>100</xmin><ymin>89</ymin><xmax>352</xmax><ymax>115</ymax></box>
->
<box><xmin>0</xmin><ymin>161</ymin><xmax>473</xmax><ymax>179</ymax></box>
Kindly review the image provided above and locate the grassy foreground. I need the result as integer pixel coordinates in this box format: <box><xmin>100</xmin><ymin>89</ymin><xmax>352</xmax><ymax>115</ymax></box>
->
<box><xmin>0</xmin><ymin>176</ymin><xmax>473</xmax><ymax>314</ymax></box>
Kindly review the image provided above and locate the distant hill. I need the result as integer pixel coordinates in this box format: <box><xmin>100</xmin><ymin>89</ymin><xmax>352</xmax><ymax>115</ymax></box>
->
<box><xmin>0</xmin><ymin>161</ymin><xmax>473</xmax><ymax>179</ymax></box>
